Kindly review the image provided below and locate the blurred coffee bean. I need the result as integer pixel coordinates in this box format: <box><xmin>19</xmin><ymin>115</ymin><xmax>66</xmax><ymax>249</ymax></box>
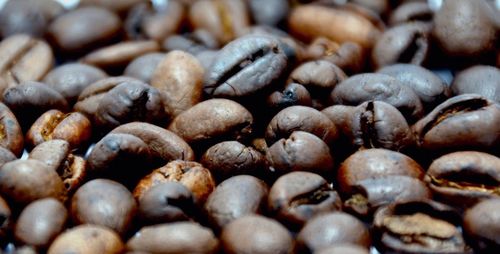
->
<box><xmin>0</xmin><ymin>0</ymin><xmax>47</xmax><ymax>38</ymax></box>
<box><xmin>124</xmin><ymin>53</ymin><xmax>165</xmax><ymax>83</ymax></box>
<box><xmin>247</xmin><ymin>0</ymin><xmax>289</xmax><ymax>27</ymax></box>
<box><xmin>389</xmin><ymin>1</ymin><xmax>433</xmax><ymax>26</ymax></box>
<box><xmin>0</xmin><ymin>195</ymin><xmax>11</xmax><ymax>242</ymax></box>
<box><xmin>463</xmin><ymin>198</ymin><xmax>500</xmax><ymax>253</ymax></box>
<box><xmin>451</xmin><ymin>65</ymin><xmax>500</xmax><ymax>103</ymax></box>
<box><xmin>0</xmin><ymin>102</ymin><xmax>23</xmax><ymax>157</ymax></box>
<box><xmin>79</xmin><ymin>0</ymin><xmax>147</xmax><ymax>14</ymax></box>
<box><xmin>304</xmin><ymin>39</ymin><xmax>366</xmax><ymax>75</ymax></box>
<box><xmin>315</xmin><ymin>244</ymin><xmax>370</xmax><ymax>254</ymax></box>
<box><xmin>163</xmin><ymin>29</ymin><xmax>219</xmax><ymax>55</ymax></box>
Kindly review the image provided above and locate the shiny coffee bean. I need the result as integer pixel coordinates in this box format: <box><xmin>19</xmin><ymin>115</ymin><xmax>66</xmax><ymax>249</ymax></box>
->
<box><xmin>268</xmin><ymin>171</ymin><xmax>342</xmax><ymax>228</ymax></box>
<box><xmin>221</xmin><ymin>215</ymin><xmax>293</xmax><ymax>254</ymax></box>
<box><xmin>267</xmin><ymin>83</ymin><xmax>312</xmax><ymax>112</ymax></box>
<box><xmin>43</xmin><ymin>63</ymin><xmax>108</xmax><ymax>105</ymax></box>
<box><xmin>463</xmin><ymin>198</ymin><xmax>500</xmax><ymax>253</ymax></box>
<box><xmin>321</xmin><ymin>105</ymin><xmax>356</xmax><ymax>139</ymax></box>
<box><xmin>126</xmin><ymin>222</ymin><xmax>219</xmax><ymax>254</ymax></box>
<box><xmin>315</xmin><ymin>244</ymin><xmax>370</xmax><ymax>254</ymax></box>
<box><xmin>0</xmin><ymin>102</ymin><xmax>23</xmax><ymax>157</ymax></box>
<box><xmin>337</xmin><ymin>148</ymin><xmax>425</xmax><ymax>194</ymax></box>
<box><xmin>0</xmin><ymin>34</ymin><xmax>54</xmax><ymax>90</ymax></box>
<box><xmin>47</xmin><ymin>224</ymin><xmax>124</xmax><ymax>254</ymax></box>
<box><xmin>451</xmin><ymin>65</ymin><xmax>500</xmax><ymax>103</ymax></box>
<box><xmin>204</xmin><ymin>35</ymin><xmax>288</xmax><ymax>98</ymax></box>
<box><xmin>0</xmin><ymin>0</ymin><xmax>48</xmax><ymax>38</ymax></box>
<box><xmin>26</xmin><ymin>110</ymin><xmax>92</xmax><ymax>150</ymax></box>
<box><xmin>425</xmin><ymin>151</ymin><xmax>500</xmax><ymax>208</ymax></box>
<box><xmin>151</xmin><ymin>50</ymin><xmax>204</xmax><ymax>118</ymax></box>
<box><xmin>163</xmin><ymin>29</ymin><xmax>219</xmax><ymax>55</ymax></box>
<box><xmin>14</xmin><ymin>198</ymin><xmax>67</xmax><ymax>249</ymax></box>
<box><xmin>247</xmin><ymin>0</ymin><xmax>289</xmax><ymax>27</ymax></box>
<box><xmin>296</xmin><ymin>212</ymin><xmax>371</xmax><ymax>253</ymax></box>
<box><xmin>412</xmin><ymin>94</ymin><xmax>500</xmax><ymax>153</ymax></box>
<box><xmin>204</xmin><ymin>175</ymin><xmax>268</xmax><ymax>230</ymax></box>
<box><xmin>71</xmin><ymin>179</ymin><xmax>137</xmax><ymax>235</ymax></box>
<box><xmin>389</xmin><ymin>1</ymin><xmax>433</xmax><ymax>26</ymax></box>
<box><xmin>0</xmin><ymin>159</ymin><xmax>66</xmax><ymax>205</ymax></box>
<box><xmin>124</xmin><ymin>53</ymin><xmax>165</xmax><ymax>83</ymax></box>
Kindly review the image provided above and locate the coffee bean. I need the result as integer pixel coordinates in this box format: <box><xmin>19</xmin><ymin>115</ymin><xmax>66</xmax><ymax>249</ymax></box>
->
<box><xmin>304</xmin><ymin>39</ymin><xmax>365</xmax><ymax>75</ymax></box>
<box><xmin>0</xmin><ymin>147</ymin><xmax>16</xmax><ymax>168</ymax></box>
<box><xmin>0</xmin><ymin>0</ymin><xmax>48</xmax><ymax>38</ymax></box>
<box><xmin>451</xmin><ymin>65</ymin><xmax>500</xmax><ymax>103</ymax></box>
<box><xmin>321</xmin><ymin>105</ymin><xmax>357</xmax><ymax>140</ymax></box>
<box><xmin>0</xmin><ymin>102</ymin><xmax>23</xmax><ymax>157</ymax></box>
<box><xmin>267</xmin><ymin>83</ymin><xmax>312</xmax><ymax>112</ymax></box>
<box><xmin>79</xmin><ymin>0</ymin><xmax>146</xmax><ymax>14</ymax></box>
<box><xmin>0</xmin><ymin>195</ymin><xmax>11</xmax><ymax>241</ymax></box>
<box><xmin>315</xmin><ymin>244</ymin><xmax>370</xmax><ymax>254</ymax></box>
<box><xmin>463</xmin><ymin>198</ymin><xmax>500</xmax><ymax>252</ymax></box>
<box><xmin>248</xmin><ymin>0</ymin><xmax>289</xmax><ymax>27</ymax></box>
<box><xmin>124</xmin><ymin>53</ymin><xmax>165</xmax><ymax>83</ymax></box>
<box><xmin>163</xmin><ymin>29</ymin><xmax>220</xmax><ymax>55</ymax></box>
<box><xmin>389</xmin><ymin>1</ymin><xmax>433</xmax><ymax>26</ymax></box>
<box><xmin>48</xmin><ymin>224</ymin><xmax>124</xmax><ymax>254</ymax></box>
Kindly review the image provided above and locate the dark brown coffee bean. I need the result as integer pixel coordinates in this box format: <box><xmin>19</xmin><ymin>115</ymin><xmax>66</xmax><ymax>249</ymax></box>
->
<box><xmin>268</xmin><ymin>171</ymin><xmax>342</xmax><ymax>228</ymax></box>
<box><xmin>26</xmin><ymin>110</ymin><xmax>92</xmax><ymax>150</ymax></box>
<box><xmin>0</xmin><ymin>159</ymin><xmax>66</xmax><ymax>205</ymax></box>
<box><xmin>204</xmin><ymin>35</ymin><xmax>288</xmax><ymax>98</ymax></box>
<box><xmin>349</xmin><ymin>101</ymin><xmax>415</xmax><ymax>151</ymax></box>
<box><xmin>220</xmin><ymin>215</ymin><xmax>293</xmax><ymax>254</ymax></box>
<box><xmin>377</xmin><ymin>63</ymin><xmax>450</xmax><ymax>111</ymax></box>
<box><xmin>337</xmin><ymin>148</ymin><xmax>424</xmax><ymax>195</ymax></box>
<box><xmin>373</xmin><ymin>200</ymin><xmax>469</xmax><ymax>254</ymax></box>
<box><xmin>0</xmin><ymin>34</ymin><xmax>54</xmax><ymax>90</ymax></box>
<box><xmin>134</xmin><ymin>160</ymin><xmax>215</xmax><ymax>204</ymax></box>
<box><xmin>110</xmin><ymin>122</ymin><xmax>195</xmax><ymax>162</ymax></box>
<box><xmin>266</xmin><ymin>131</ymin><xmax>334</xmax><ymax>176</ymax></box>
<box><xmin>266</xmin><ymin>106</ymin><xmax>338</xmax><ymax>145</ymax></box>
<box><xmin>151</xmin><ymin>50</ymin><xmax>204</xmax><ymax>118</ymax></box>
<box><xmin>331</xmin><ymin>73</ymin><xmax>424</xmax><ymax>123</ymax></box>
<box><xmin>71</xmin><ymin>179</ymin><xmax>137</xmax><ymax>235</ymax></box>
<box><xmin>296</xmin><ymin>212</ymin><xmax>371</xmax><ymax>253</ymax></box>
<box><xmin>0</xmin><ymin>102</ymin><xmax>23</xmax><ymax>157</ymax></box>
<box><xmin>126</xmin><ymin>222</ymin><xmax>219</xmax><ymax>254</ymax></box>
<box><xmin>451</xmin><ymin>65</ymin><xmax>500</xmax><ymax>103</ymax></box>
<box><xmin>315</xmin><ymin>244</ymin><xmax>370</xmax><ymax>254</ymax></box>
<box><xmin>304</xmin><ymin>39</ymin><xmax>365</xmax><ymax>75</ymax></box>
<box><xmin>47</xmin><ymin>7</ymin><xmax>121</xmax><ymax>54</ymax></box>
<box><xmin>0</xmin><ymin>195</ymin><xmax>11</xmax><ymax>241</ymax></box>
<box><xmin>267</xmin><ymin>83</ymin><xmax>312</xmax><ymax>112</ymax></box>
<box><xmin>29</xmin><ymin>140</ymin><xmax>86</xmax><ymax>194</ymax></box>
<box><xmin>204</xmin><ymin>175</ymin><xmax>268</xmax><ymax>230</ymax></box>
<box><xmin>412</xmin><ymin>94</ymin><xmax>500</xmax><ymax>152</ymax></box>
<box><xmin>321</xmin><ymin>105</ymin><xmax>356</xmax><ymax>139</ymax></box>
<box><xmin>124</xmin><ymin>0</ymin><xmax>184</xmax><ymax>41</ymax></box>
<box><xmin>289</xmin><ymin>4</ymin><xmax>382</xmax><ymax>49</ymax></box>
<box><xmin>82</xmin><ymin>40</ymin><xmax>160</xmax><ymax>71</ymax></box>
<box><xmin>463</xmin><ymin>198</ymin><xmax>500</xmax><ymax>252</ymax></box>
<box><xmin>372</xmin><ymin>22</ymin><xmax>431</xmax><ymax>69</ymax></box>
<box><xmin>0</xmin><ymin>147</ymin><xmax>16</xmax><ymax>168</ymax></box>
<box><xmin>163</xmin><ymin>29</ymin><xmax>219</xmax><ymax>55</ymax></box>
<box><xmin>124</xmin><ymin>53</ymin><xmax>165</xmax><ymax>83</ymax></box>
<box><xmin>79</xmin><ymin>0</ymin><xmax>146</xmax><ymax>14</ymax></box>
<box><xmin>425</xmin><ymin>151</ymin><xmax>500</xmax><ymax>208</ymax></box>
<box><xmin>138</xmin><ymin>182</ymin><xmax>194</xmax><ymax>225</ymax></box>
<box><xmin>168</xmin><ymin>99</ymin><xmax>253</xmax><ymax>146</ymax></box>
<box><xmin>248</xmin><ymin>0</ymin><xmax>289</xmax><ymax>26</ymax></box>
<box><xmin>201</xmin><ymin>141</ymin><xmax>267</xmax><ymax>181</ymax></box>
<box><xmin>389</xmin><ymin>1</ymin><xmax>433</xmax><ymax>26</ymax></box>
<box><xmin>43</xmin><ymin>63</ymin><xmax>108</xmax><ymax>105</ymax></box>
<box><xmin>14</xmin><ymin>198</ymin><xmax>67</xmax><ymax>249</ymax></box>
<box><xmin>0</xmin><ymin>0</ymin><xmax>47</xmax><ymax>38</ymax></box>
<box><xmin>47</xmin><ymin>224</ymin><xmax>124</xmax><ymax>254</ymax></box>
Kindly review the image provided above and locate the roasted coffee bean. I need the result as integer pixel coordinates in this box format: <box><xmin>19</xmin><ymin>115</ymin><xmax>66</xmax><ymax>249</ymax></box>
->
<box><xmin>412</xmin><ymin>94</ymin><xmax>500</xmax><ymax>152</ymax></box>
<box><xmin>349</xmin><ymin>0</ymin><xmax>390</xmax><ymax>16</ymax></box>
<box><xmin>267</xmin><ymin>83</ymin><xmax>312</xmax><ymax>112</ymax></box>
<box><xmin>289</xmin><ymin>4</ymin><xmax>382</xmax><ymax>49</ymax></box>
<box><xmin>349</xmin><ymin>101</ymin><xmax>414</xmax><ymax>151</ymax></box>
<box><xmin>87</xmin><ymin>133</ymin><xmax>153</xmax><ymax>188</ymax></box>
<box><xmin>296</xmin><ymin>212</ymin><xmax>371</xmax><ymax>253</ymax></box>
<box><xmin>451</xmin><ymin>65</ymin><xmax>500</xmax><ymax>103</ymax></box>
<box><xmin>47</xmin><ymin>7</ymin><xmax>121</xmax><ymax>54</ymax></box>
<box><xmin>247</xmin><ymin>0</ymin><xmax>289</xmax><ymax>26</ymax></box>
<box><xmin>29</xmin><ymin>140</ymin><xmax>86</xmax><ymax>193</ymax></box>
<box><xmin>425</xmin><ymin>151</ymin><xmax>500</xmax><ymax>208</ymax></box>
<box><xmin>304</xmin><ymin>39</ymin><xmax>365</xmax><ymax>75</ymax></box>
<box><xmin>0</xmin><ymin>147</ymin><xmax>16</xmax><ymax>168</ymax></box>
<box><xmin>0</xmin><ymin>34</ymin><xmax>54</xmax><ymax>90</ymax></box>
<box><xmin>266</xmin><ymin>131</ymin><xmax>334</xmax><ymax>176</ymax></box>
<box><xmin>47</xmin><ymin>224</ymin><xmax>124</xmax><ymax>254</ymax></box>
<box><xmin>432</xmin><ymin>0</ymin><xmax>499</xmax><ymax>60</ymax></box>
<box><xmin>189</xmin><ymin>0</ymin><xmax>250</xmax><ymax>44</ymax></box>
<box><xmin>0</xmin><ymin>102</ymin><xmax>23</xmax><ymax>157</ymax></box>
<box><xmin>373</xmin><ymin>200</ymin><xmax>470</xmax><ymax>254</ymax></box>
<box><xmin>0</xmin><ymin>195</ymin><xmax>11</xmax><ymax>241</ymax></box>
<box><xmin>71</xmin><ymin>179</ymin><xmax>137</xmax><ymax>235</ymax></box>
<box><xmin>266</xmin><ymin>106</ymin><xmax>338</xmax><ymax>145</ymax></box>
<box><xmin>268</xmin><ymin>171</ymin><xmax>342</xmax><ymax>228</ymax></box>
<box><xmin>377</xmin><ymin>64</ymin><xmax>450</xmax><ymax>111</ymax></box>
<box><xmin>372</xmin><ymin>22</ymin><xmax>431</xmax><ymax>70</ymax></box>
<box><xmin>3</xmin><ymin>82</ymin><xmax>69</xmax><ymax>130</ymax></box>
<box><xmin>204</xmin><ymin>35</ymin><xmax>288</xmax><ymax>98</ymax></box>
<box><xmin>110</xmin><ymin>122</ymin><xmax>195</xmax><ymax>162</ymax></box>
<box><xmin>168</xmin><ymin>99</ymin><xmax>253</xmax><ymax>146</ymax></box>
<box><xmin>0</xmin><ymin>159</ymin><xmax>66</xmax><ymax>205</ymax></box>
<box><xmin>337</xmin><ymin>148</ymin><xmax>425</xmax><ymax>194</ymax></box>
<box><xmin>26</xmin><ymin>110</ymin><xmax>92</xmax><ymax>150</ymax></box>
<box><xmin>43</xmin><ymin>63</ymin><xmax>108</xmax><ymax>105</ymax></box>
<box><xmin>163</xmin><ymin>29</ymin><xmax>219</xmax><ymax>55</ymax></box>
<box><xmin>151</xmin><ymin>50</ymin><xmax>204</xmax><ymax>118</ymax></box>
<box><xmin>321</xmin><ymin>105</ymin><xmax>356</xmax><ymax>139</ymax></box>
<box><xmin>138</xmin><ymin>182</ymin><xmax>194</xmax><ymax>225</ymax></box>
<box><xmin>126</xmin><ymin>222</ymin><xmax>219</xmax><ymax>254</ymax></box>
<box><xmin>463</xmin><ymin>198</ymin><xmax>500</xmax><ymax>253</ymax></box>
<box><xmin>315</xmin><ymin>244</ymin><xmax>370</xmax><ymax>254</ymax></box>
<box><xmin>0</xmin><ymin>0</ymin><xmax>47</xmax><ymax>38</ymax></box>
<box><xmin>331</xmin><ymin>73</ymin><xmax>424</xmax><ymax>123</ymax></box>
<box><xmin>201</xmin><ymin>141</ymin><xmax>267</xmax><ymax>181</ymax></box>
<box><xmin>343</xmin><ymin>175</ymin><xmax>431</xmax><ymax>218</ymax></box>
<box><xmin>220</xmin><ymin>215</ymin><xmax>293</xmax><ymax>254</ymax></box>
<box><xmin>134</xmin><ymin>160</ymin><xmax>215</xmax><ymax>204</ymax></box>
<box><xmin>124</xmin><ymin>0</ymin><xmax>184</xmax><ymax>41</ymax></box>
<box><xmin>124</xmin><ymin>53</ymin><xmax>165</xmax><ymax>83</ymax></box>
<box><xmin>389</xmin><ymin>1</ymin><xmax>433</xmax><ymax>26</ymax></box>
<box><xmin>204</xmin><ymin>175</ymin><xmax>268</xmax><ymax>230</ymax></box>
<box><xmin>14</xmin><ymin>198</ymin><xmax>67</xmax><ymax>249</ymax></box>
<box><xmin>79</xmin><ymin>0</ymin><xmax>146</xmax><ymax>14</ymax></box>
<box><xmin>82</xmin><ymin>40</ymin><xmax>160</xmax><ymax>71</ymax></box>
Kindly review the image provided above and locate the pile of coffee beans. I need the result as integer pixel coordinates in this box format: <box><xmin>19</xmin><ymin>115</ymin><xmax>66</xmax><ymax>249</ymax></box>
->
<box><xmin>0</xmin><ymin>0</ymin><xmax>498</xmax><ymax>253</ymax></box>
